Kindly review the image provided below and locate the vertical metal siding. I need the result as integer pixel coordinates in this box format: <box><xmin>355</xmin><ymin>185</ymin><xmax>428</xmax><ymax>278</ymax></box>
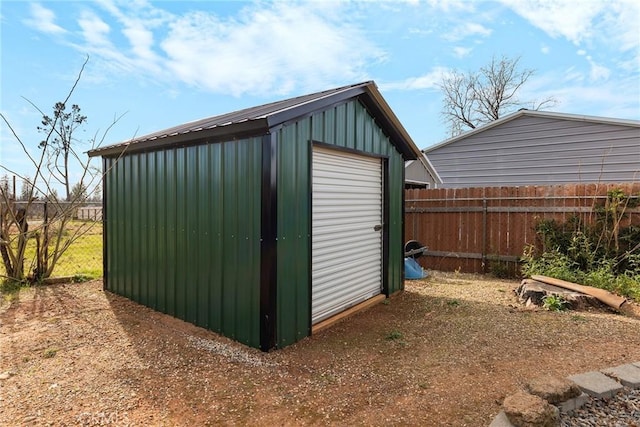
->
<box><xmin>196</xmin><ymin>144</ymin><xmax>209</xmax><ymax>328</ymax></box>
<box><xmin>276</xmin><ymin>121</ymin><xmax>311</xmax><ymax>347</ymax></box>
<box><xmin>103</xmin><ymin>138</ymin><xmax>262</xmax><ymax>348</ymax></box>
<box><xmin>276</xmin><ymin>99</ymin><xmax>405</xmax><ymax>346</ymax></box>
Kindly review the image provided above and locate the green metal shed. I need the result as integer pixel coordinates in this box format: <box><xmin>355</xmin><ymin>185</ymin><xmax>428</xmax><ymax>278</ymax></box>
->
<box><xmin>88</xmin><ymin>81</ymin><xmax>422</xmax><ymax>351</ymax></box>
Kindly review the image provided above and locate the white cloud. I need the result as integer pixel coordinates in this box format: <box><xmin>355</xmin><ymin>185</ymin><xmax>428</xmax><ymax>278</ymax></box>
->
<box><xmin>561</xmin><ymin>67</ymin><xmax>584</xmax><ymax>83</ymax></box>
<box><xmin>443</xmin><ymin>22</ymin><xmax>492</xmax><ymax>42</ymax></box>
<box><xmin>408</xmin><ymin>27</ymin><xmax>433</xmax><ymax>36</ymax></box>
<box><xmin>402</xmin><ymin>0</ymin><xmax>420</xmax><ymax>6</ymax></box>
<box><xmin>500</xmin><ymin>0</ymin><xmax>605</xmax><ymax>44</ymax></box>
<box><xmin>585</xmin><ymin>56</ymin><xmax>611</xmax><ymax>81</ymax></box>
<box><xmin>424</xmin><ymin>0</ymin><xmax>475</xmax><ymax>13</ymax></box>
<box><xmin>565</xmin><ymin>52</ymin><xmax>610</xmax><ymax>82</ymax></box>
<box><xmin>453</xmin><ymin>46</ymin><xmax>472</xmax><ymax>58</ymax></box>
<box><xmin>23</xmin><ymin>3</ymin><xmax>66</xmax><ymax>35</ymax></box>
<box><xmin>78</xmin><ymin>10</ymin><xmax>112</xmax><ymax>47</ymax></box>
<box><xmin>60</xmin><ymin>2</ymin><xmax>384</xmax><ymax>97</ymax></box>
<box><xmin>540</xmin><ymin>45</ymin><xmax>550</xmax><ymax>54</ymax></box>
<box><xmin>600</xmin><ymin>0</ymin><xmax>640</xmax><ymax>53</ymax></box>
<box><xmin>379</xmin><ymin>67</ymin><xmax>450</xmax><ymax>91</ymax></box>
<box><xmin>95</xmin><ymin>0</ymin><xmax>168</xmax><ymax>63</ymax></box>
<box><xmin>521</xmin><ymin>71</ymin><xmax>639</xmax><ymax>119</ymax></box>
<box><xmin>501</xmin><ymin>0</ymin><xmax>639</xmax><ymax>58</ymax></box>
<box><xmin>158</xmin><ymin>3</ymin><xmax>384</xmax><ymax>96</ymax></box>
<box><xmin>122</xmin><ymin>24</ymin><xmax>155</xmax><ymax>60</ymax></box>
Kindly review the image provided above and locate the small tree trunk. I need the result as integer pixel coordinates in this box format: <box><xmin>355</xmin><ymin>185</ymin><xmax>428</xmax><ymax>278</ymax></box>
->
<box><xmin>34</xmin><ymin>202</ymin><xmax>49</xmax><ymax>281</ymax></box>
<box><xmin>64</xmin><ymin>152</ymin><xmax>70</xmax><ymax>201</ymax></box>
<box><xmin>15</xmin><ymin>208</ymin><xmax>28</xmax><ymax>279</ymax></box>
<box><xmin>0</xmin><ymin>237</ymin><xmax>14</xmax><ymax>279</ymax></box>
<box><xmin>0</xmin><ymin>204</ymin><xmax>15</xmax><ymax>279</ymax></box>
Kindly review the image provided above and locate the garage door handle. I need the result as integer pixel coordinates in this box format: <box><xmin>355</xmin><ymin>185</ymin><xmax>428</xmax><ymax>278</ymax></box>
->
<box><xmin>373</xmin><ymin>224</ymin><xmax>383</xmax><ymax>231</ymax></box>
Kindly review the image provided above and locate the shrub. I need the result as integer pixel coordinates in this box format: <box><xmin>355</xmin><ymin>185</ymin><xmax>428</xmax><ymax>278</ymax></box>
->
<box><xmin>521</xmin><ymin>188</ymin><xmax>640</xmax><ymax>302</ymax></box>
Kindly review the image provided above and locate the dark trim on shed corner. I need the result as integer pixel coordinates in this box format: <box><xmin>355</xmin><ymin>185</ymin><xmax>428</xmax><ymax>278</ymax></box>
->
<box><xmin>306</xmin><ymin>140</ymin><xmax>314</xmax><ymax>335</ymax></box>
<box><xmin>102</xmin><ymin>157</ymin><xmax>108</xmax><ymax>291</ymax></box>
<box><xmin>382</xmin><ymin>158</ymin><xmax>390</xmax><ymax>295</ymax></box>
<box><xmin>260</xmin><ymin>133</ymin><xmax>278</xmax><ymax>351</ymax></box>
<box><xmin>401</xmin><ymin>163</ymin><xmax>406</xmax><ymax>286</ymax></box>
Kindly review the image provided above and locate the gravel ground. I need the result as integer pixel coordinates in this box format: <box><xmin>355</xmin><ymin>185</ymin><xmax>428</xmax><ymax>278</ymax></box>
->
<box><xmin>2</xmin><ymin>272</ymin><xmax>640</xmax><ymax>426</ymax></box>
<box><xmin>560</xmin><ymin>388</ymin><xmax>640</xmax><ymax>427</ymax></box>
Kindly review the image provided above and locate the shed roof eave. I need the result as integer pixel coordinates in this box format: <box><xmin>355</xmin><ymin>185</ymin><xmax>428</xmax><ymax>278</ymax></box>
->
<box><xmin>88</xmin><ymin>118</ymin><xmax>269</xmax><ymax>157</ymax></box>
<box><xmin>359</xmin><ymin>85</ymin><xmax>422</xmax><ymax>160</ymax></box>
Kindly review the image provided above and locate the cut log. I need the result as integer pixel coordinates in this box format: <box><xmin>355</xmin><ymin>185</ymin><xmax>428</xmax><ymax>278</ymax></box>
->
<box><xmin>531</xmin><ymin>275</ymin><xmax>627</xmax><ymax>310</ymax></box>
<box><xmin>516</xmin><ymin>279</ymin><xmax>604</xmax><ymax>310</ymax></box>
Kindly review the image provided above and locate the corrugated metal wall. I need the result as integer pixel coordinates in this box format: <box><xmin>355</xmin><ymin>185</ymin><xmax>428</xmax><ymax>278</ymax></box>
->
<box><xmin>103</xmin><ymin>98</ymin><xmax>407</xmax><ymax>350</ymax></box>
<box><xmin>275</xmin><ymin>99</ymin><xmax>405</xmax><ymax>347</ymax></box>
<box><xmin>103</xmin><ymin>138</ymin><xmax>262</xmax><ymax>348</ymax></box>
<box><xmin>427</xmin><ymin>116</ymin><xmax>640</xmax><ymax>188</ymax></box>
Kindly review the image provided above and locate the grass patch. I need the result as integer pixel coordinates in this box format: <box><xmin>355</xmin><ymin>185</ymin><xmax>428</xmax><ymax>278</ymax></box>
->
<box><xmin>42</xmin><ymin>348</ymin><xmax>58</xmax><ymax>358</ymax></box>
<box><xmin>385</xmin><ymin>330</ymin><xmax>404</xmax><ymax>341</ymax></box>
<box><xmin>0</xmin><ymin>221</ymin><xmax>102</xmax><ymax>280</ymax></box>
<box><xmin>0</xmin><ymin>278</ymin><xmax>29</xmax><ymax>302</ymax></box>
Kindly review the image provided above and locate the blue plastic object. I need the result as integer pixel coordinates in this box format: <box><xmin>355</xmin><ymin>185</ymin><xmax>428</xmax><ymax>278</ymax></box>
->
<box><xmin>404</xmin><ymin>257</ymin><xmax>428</xmax><ymax>279</ymax></box>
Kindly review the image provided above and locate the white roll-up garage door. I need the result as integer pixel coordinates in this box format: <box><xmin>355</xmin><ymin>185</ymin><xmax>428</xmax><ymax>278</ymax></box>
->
<box><xmin>311</xmin><ymin>146</ymin><xmax>383</xmax><ymax>324</ymax></box>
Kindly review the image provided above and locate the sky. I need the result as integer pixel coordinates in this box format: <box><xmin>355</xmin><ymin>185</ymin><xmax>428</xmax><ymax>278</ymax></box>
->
<box><xmin>1</xmin><ymin>0</ymin><xmax>639</xmax><ymax>191</ymax></box>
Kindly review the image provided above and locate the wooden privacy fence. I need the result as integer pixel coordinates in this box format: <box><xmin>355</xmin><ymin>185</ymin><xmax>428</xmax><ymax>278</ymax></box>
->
<box><xmin>405</xmin><ymin>183</ymin><xmax>640</xmax><ymax>275</ymax></box>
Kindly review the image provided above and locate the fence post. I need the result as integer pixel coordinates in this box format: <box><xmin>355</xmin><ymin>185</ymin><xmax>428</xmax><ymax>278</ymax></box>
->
<box><xmin>482</xmin><ymin>198</ymin><xmax>487</xmax><ymax>272</ymax></box>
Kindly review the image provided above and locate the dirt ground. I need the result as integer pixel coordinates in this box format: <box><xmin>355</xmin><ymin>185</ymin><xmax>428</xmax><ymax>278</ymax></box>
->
<box><xmin>2</xmin><ymin>272</ymin><xmax>640</xmax><ymax>426</ymax></box>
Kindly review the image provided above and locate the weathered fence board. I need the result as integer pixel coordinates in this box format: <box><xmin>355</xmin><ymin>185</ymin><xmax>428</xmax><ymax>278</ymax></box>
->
<box><xmin>405</xmin><ymin>183</ymin><xmax>640</xmax><ymax>274</ymax></box>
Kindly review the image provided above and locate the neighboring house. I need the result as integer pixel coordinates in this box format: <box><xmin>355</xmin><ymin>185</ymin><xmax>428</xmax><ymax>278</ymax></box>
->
<box><xmin>404</xmin><ymin>154</ymin><xmax>442</xmax><ymax>188</ymax></box>
<box><xmin>88</xmin><ymin>81</ymin><xmax>422</xmax><ymax>351</ymax></box>
<box><xmin>424</xmin><ymin>110</ymin><xmax>640</xmax><ymax>188</ymax></box>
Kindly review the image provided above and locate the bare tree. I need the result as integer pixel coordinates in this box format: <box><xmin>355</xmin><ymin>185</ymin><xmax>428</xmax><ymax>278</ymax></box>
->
<box><xmin>0</xmin><ymin>57</ymin><xmax>124</xmax><ymax>283</ymax></box>
<box><xmin>439</xmin><ymin>55</ymin><xmax>557</xmax><ymax>136</ymax></box>
<box><xmin>38</xmin><ymin>103</ymin><xmax>87</xmax><ymax>201</ymax></box>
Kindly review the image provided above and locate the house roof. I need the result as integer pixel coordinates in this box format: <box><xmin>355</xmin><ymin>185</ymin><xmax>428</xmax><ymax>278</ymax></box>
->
<box><xmin>404</xmin><ymin>154</ymin><xmax>443</xmax><ymax>185</ymax></box>
<box><xmin>423</xmin><ymin>109</ymin><xmax>640</xmax><ymax>154</ymax></box>
<box><xmin>89</xmin><ymin>81</ymin><xmax>421</xmax><ymax>160</ymax></box>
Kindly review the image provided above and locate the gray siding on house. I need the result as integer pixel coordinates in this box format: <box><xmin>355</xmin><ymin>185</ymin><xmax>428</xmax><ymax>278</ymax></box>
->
<box><xmin>425</xmin><ymin>113</ymin><xmax>640</xmax><ymax>188</ymax></box>
<box><xmin>404</xmin><ymin>155</ymin><xmax>442</xmax><ymax>188</ymax></box>
<box><xmin>405</xmin><ymin>159</ymin><xmax>434</xmax><ymax>187</ymax></box>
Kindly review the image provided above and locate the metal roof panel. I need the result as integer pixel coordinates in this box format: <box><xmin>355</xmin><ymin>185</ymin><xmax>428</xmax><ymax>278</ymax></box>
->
<box><xmin>88</xmin><ymin>81</ymin><xmax>421</xmax><ymax>160</ymax></box>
